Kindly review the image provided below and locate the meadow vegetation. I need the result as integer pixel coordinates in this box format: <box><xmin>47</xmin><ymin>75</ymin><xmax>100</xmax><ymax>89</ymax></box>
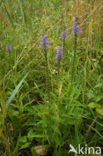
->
<box><xmin>0</xmin><ymin>0</ymin><xmax>103</xmax><ymax>155</ymax></box>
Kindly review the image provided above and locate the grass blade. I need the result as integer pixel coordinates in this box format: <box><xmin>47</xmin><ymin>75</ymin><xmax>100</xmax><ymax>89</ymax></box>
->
<box><xmin>6</xmin><ymin>73</ymin><xmax>28</xmax><ymax>110</ymax></box>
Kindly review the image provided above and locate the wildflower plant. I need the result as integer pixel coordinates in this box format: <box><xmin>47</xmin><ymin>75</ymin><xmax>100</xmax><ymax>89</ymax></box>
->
<box><xmin>72</xmin><ymin>17</ymin><xmax>80</xmax><ymax>80</ymax></box>
<box><xmin>61</xmin><ymin>26</ymin><xmax>67</xmax><ymax>50</ymax></box>
<box><xmin>56</xmin><ymin>47</ymin><xmax>64</xmax><ymax>60</ymax></box>
<box><xmin>6</xmin><ymin>44</ymin><xmax>12</xmax><ymax>64</ymax></box>
<box><xmin>40</xmin><ymin>34</ymin><xmax>49</xmax><ymax>90</ymax></box>
<box><xmin>56</xmin><ymin>47</ymin><xmax>64</xmax><ymax>74</ymax></box>
<box><xmin>40</xmin><ymin>35</ymin><xmax>49</xmax><ymax>49</ymax></box>
<box><xmin>40</xmin><ymin>34</ymin><xmax>49</xmax><ymax>65</ymax></box>
<box><xmin>6</xmin><ymin>44</ymin><xmax>12</xmax><ymax>52</ymax></box>
<box><xmin>72</xmin><ymin>17</ymin><xmax>80</xmax><ymax>34</ymax></box>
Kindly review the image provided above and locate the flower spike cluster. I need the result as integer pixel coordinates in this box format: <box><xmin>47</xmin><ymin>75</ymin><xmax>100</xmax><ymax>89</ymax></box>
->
<box><xmin>40</xmin><ymin>35</ymin><xmax>49</xmax><ymax>49</ymax></box>
<box><xmin>72</xmin><ymin>17</ymin><xmax>80</xmax><ymax>33</ymax></box>
<box><xmin>56</xmin><ymin>47</ymin><xmax>64</xmax><ymax>60</ymax></box>
<box><xmin>6</xmin><ymin>44</ymin><xmax>12</xmax><ymax>52</ymax></box>
<box><xmin>61</xmin><ymin>26</ymin><xmax>67</xmax><ymax>40</ymax></box>
<box><xmin>40</xmin><ymin>16</ymin><xmax>80</xmax><ymax>63</ymax></box>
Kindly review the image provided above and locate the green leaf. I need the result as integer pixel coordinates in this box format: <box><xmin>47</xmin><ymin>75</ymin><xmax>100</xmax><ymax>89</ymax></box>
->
<box><xmin>96</xmin><ymin>108</ymin><xmax>103</xmax><ymax>116</ymax></box>
<box><xmin>4</xmin><ymin>4</ymin><xmax>14</xmax><ymax>28</ymax></box>
<box><xmin>28</xmin><ymin>130</ymin><xmax>43</xmax><ymax>139</ymax></box>
<box><xmin>20</xmin><ymin>143</ymin><xmax>30</xmax><ymax>150</ymax></box>
<box><xmin>95</xmin><ymin>83</ymin><xmax>103</xmax><ymax>88</ymax></box>
<box><xmin>19</xmin><ymin>136</ymin><xmax>27</xmax><ymax>143</ymax></box>
<box><xmin>94</xmin><ymin>95</ymin><xmax>103</xmax><ymax>102</ymax></box>
<box><xmin>62</xmin><ymin>114</ymin><xmax>77</xmax><ymax>125</ymax></box>
<box><xmin>8</xmin><ymin>110</ymin><xmax>19</xmax><ymax>117</ymax></box>
<box><xmin>86</xmin><ymin>90</ymin><xmax>94</xmax><ymax>99</ymax></box>
<box><xmin>88</xmin><ymin>102</ymin><xmax>101</xmax><ymax>109</ymax></box>
<box><xmin>6</xmin><ymin>73</ymin><xmax>28</xmax><ymax>110</ymax></box>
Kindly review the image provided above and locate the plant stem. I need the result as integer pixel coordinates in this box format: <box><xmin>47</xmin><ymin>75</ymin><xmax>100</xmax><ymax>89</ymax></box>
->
<box><xmin>63</xmin><ymin>38</ymin><xmax>65</xmax><ymax>51</ymax></box>
<box><xmin>86</xmin><ymin>114</ymin><xmax>98</xmax><ymax>139</ymax></box>
<box><xmin>44</xmin><ymin>49</ymin><xmax>48</xmax><ymax>92</ymax></box>
<box><xmin>1</xmin><ymin>131</ymin><xmax>11</xmax><ymax>156</ymax></box>
<box><xmin>72</xmin><ymin>32</ymin><xmax>77</xmax><ymax>80</ymax></box>
<box><xmin>58</xmin><ymin>59</ymin><xmax>61</xmax><ymax>75</ymax></box>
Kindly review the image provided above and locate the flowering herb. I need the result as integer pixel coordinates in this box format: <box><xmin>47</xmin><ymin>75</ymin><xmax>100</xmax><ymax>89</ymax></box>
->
<box><xmin>56</xmin><ymin>47</ymin><xmax>64</xmax><ymax>60</ymax></box>
<box><xmin>61</xmin><ymin>26</ymin><xmax>67</xmax><ymax>40</ymax></box>
<box><xmin>40</xmin><ymin>34</ymin><xmax>49</xmax><ymax>66</ymax></box>
<box><xmin>61</xmin><ymin>26</ymin><xmax>67</xmax><ymax>50</ymax></box>
<box><xmin>72</xmin><ymin>22</ymin><xmax>80</xmax><ymax>33</ymax></box>
<box><xmin>40</xmin><ymin>35</ymin><xmax>49</xmax><ymax>49</ymax></box>
<box><xmin>56</xmin><ymin>47</ymin><xmax>64</xmax><ymax>74</ymax></box>
<box><xmin>40</xmin><ymin>34</ymin><xmax>49</xmax><ymax>88</ymax></box>
<box><xmin>72</xmin><ymin>17</ymin><xmax>80</xmax><ymax>80</ymax></box>
<box><xmin>6</xmin><ymin>44</ymin><xmax>12</xmax><ymax>52</ymax></box>
<box><xmin>72</xmin><ymin>17</ymin><xmax>80</xmax><ymax>34</ymax></box>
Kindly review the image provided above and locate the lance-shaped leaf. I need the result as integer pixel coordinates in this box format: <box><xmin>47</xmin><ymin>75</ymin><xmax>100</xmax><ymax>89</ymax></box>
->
<box><xmin>6</xmin><ymin>73</ymin><xmax>28</xmax><ymax>110</ymax></box>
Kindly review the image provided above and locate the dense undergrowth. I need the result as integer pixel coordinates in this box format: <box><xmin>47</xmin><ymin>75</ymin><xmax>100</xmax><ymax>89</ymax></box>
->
<box><xmin>0</xmin><ymin>0</ymin><xmax>103</xmax><ymax>156</ymax></box>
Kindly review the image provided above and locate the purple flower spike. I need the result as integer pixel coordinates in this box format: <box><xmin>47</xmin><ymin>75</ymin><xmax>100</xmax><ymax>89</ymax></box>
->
<box><xmin>61</xmin><ymin>26</ymin><xmax>67</xmax><ymax>40</ymax></box>
<box><xmin>72</xmin><ymin>17</ymin><xmax>80</xmax><ymax>33</ymax></box>
<box><xmin>6</xmin><ymin>44</ymin><xmax>12</xmax><ymax>52</ymax></box>
<box><xmin>72</xmin><ymin>20</ymin><xmax>80</xmax><ymax>33</ymax></box>
<box><xmin>40</xmin><ymin>35</ymin><xmax>48</xmax><ymax>42</ymax></box>
<box><xmin>56</xmin><ymin>47</ymin><xmax>64</xmax><ymax>60</ymax></box>
<box><xmin>40</xmin><ymin>35</ymin><xmax>49</xmax><ymax>49</ymax></box>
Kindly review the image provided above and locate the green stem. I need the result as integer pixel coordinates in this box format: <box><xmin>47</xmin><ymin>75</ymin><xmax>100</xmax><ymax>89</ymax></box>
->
<box><xmin>58</xmin><ymin>59</ymin><xmax>61</xmax><ymax>75</ymax></box>
<box><xmin>72</xmin><ymin>32</ymin><xmax>77</xmax><ymax>80</ymax></box>
<box><xmin>44</xmin><ymin>49</ymin><xmax>48</xmax><ymax>91</ymax></box>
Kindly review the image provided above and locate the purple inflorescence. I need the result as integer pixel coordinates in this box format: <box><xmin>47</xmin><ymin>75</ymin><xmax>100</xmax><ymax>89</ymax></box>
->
<box><xmin>61</xmin><ymin>26</ymin><xmax>67</xmax><ymax>40</ymax></box>
<box><xmin>72</xmin><ymin>22</ymin><xmax>80</xmax><ymax>33</ymax></box>
<box><xmin>40</xmin><ymin>35</ymin><xmax>49</xmax><ymax>49</ymax></box>
<box><xmin>56</xmin><ymin>47</ymin><xmax>64</xmax><ymax>59</ymax></box>
<box><xmin>6</xmin><ymin>44</ymin><xmax>12</xmax><ymax>52</ymax></box>
<box><xmin>72</xmin><ymin>17</ymin><xmax>80</xmax><ymax>33</ymax></box>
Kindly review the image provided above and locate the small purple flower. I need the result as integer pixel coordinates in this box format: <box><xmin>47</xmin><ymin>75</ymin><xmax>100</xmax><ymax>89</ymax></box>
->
<box><xmin>61</xmin><ymin>26</ymin><xmax>67</xmax><ymax>40</ymax></box>
<box><xmin>40</xmin><ymin>35</ymin><xmax>49</xmax><ymax>49</ymax></box>
<box><xmin>6</xmin><ymin>44</ymin><xmax>12</xmax><ymax>52</ymax></box>
<box><xmin>56</xmin><ymin>47</ymin><xmax>64</xmax><ymax>59</ymax></box>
